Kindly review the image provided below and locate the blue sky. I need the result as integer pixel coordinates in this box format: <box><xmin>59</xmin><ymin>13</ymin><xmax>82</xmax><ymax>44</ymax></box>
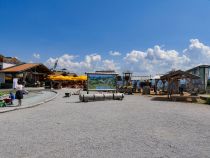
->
<box><xmin>1</xmin><ymin>0</ymin><xmax>210</xmax><ymax>74</ymax></box>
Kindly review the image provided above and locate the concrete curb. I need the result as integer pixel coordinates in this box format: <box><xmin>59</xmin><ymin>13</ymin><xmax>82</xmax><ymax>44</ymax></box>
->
<box><xmin>0</xmin><ymin>90</ymin><xmax>59</xmax><ymax>114</ymax></box>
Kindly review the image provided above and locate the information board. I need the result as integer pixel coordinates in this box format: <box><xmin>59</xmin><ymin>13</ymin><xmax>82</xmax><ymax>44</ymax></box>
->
<box><xmin>87</xmin><ymin>73</ymin><xmax>117</xmax><ymax>91</ymax></box>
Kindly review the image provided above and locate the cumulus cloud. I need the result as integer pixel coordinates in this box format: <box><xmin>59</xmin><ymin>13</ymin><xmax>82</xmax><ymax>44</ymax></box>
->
<box><xmin>33</xmin><ymin>53</ymin><xmax>40</xmax><ymax>59</ymax></box>
<box><xmin>45</xmin><ymin>39</ymin><xmax>210</xmax><ymax>75</ymax></box>
<box><xmin>45</xmin><ymin>53</ymin><xmax>102</xmax><ymax>73</ymax></box>
<box><xmin>183</xmin><ymin>39</ymin><xmax>210</xmax><ymax>67</ymax></box>
<box><xmin>124</xmin><ymin>46</ymin><xmax>190</xmax><ymax>75</ymax></box>
<box><xmin>102</xmin><ymin>59</ymin><xmax>119</xmax><ymax>71</ymax></box>
<box><xmin>109</xmin><ymin>51</ymin><xmax>121</xmax><ymax>56</ymax></box>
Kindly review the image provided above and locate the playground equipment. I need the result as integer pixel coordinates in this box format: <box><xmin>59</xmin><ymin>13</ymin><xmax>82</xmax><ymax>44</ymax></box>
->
<box><xmin>79</xmin><ymin>93</ymin><xmax>124</xmax><ymax>102</ymax></box>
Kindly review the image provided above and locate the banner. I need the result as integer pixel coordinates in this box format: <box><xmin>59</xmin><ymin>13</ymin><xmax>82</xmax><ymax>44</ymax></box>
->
<box><xmin>87</xmin><ymin>74</ymin><xmax>117</xmax><ymax>91</ymax></box>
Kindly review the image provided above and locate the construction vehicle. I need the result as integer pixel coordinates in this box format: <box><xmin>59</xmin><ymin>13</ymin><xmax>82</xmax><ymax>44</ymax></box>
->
<box><xmin>117</xmin><ymin>71</ymin><xmax>133</xmax><ymax>94</ymax></box>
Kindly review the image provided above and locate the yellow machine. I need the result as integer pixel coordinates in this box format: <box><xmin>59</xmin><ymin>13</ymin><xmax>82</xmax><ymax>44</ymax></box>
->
<box><xmin>118</xmin><ymin>72</ymin><xmax>133</xmax><ymax>94</ymax></box>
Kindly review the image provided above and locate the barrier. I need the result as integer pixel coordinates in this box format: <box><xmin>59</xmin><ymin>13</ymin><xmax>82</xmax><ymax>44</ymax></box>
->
<box><xmin>79</xmin><ymin>93</ymin><xmax>124</xmax><ymax>102</ymax></box>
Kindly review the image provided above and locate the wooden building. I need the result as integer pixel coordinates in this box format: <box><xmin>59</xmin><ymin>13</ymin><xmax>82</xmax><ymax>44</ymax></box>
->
<box><xmin>160</xmin><ymin>70</ymin><xmax>200</xmax><ymax>94</ymax></box>
<box><xmin>0</xmin><ymin>63</ymin><xmax>52</xmax><ymax>88</ymax></box>
<box><xmin>0</xmin><ymin>55</ymin><xmax>22</xmax><ymax>70</ymax></box>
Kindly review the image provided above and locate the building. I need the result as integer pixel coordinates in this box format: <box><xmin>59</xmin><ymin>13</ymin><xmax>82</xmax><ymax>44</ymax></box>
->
<box><xmin>0</xmin><ymin>55</ymin><xmax>22</xmax><ymax>70</ymax></box>
<box><xmin>186</xmin><ymin>65</ymin><xmax>210</xmax><ymax>92</ymax></box>
<box><xmin>0</xmin><ymin>63</ymin><xmax>52</xmax><ymax>88</ymax></box>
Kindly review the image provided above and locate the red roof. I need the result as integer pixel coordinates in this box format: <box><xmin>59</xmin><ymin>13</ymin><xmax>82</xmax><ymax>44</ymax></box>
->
<box><xmin>0</xmin><ymin>63</ymin><xmax>51</xmax><ymax>73</ymax></box>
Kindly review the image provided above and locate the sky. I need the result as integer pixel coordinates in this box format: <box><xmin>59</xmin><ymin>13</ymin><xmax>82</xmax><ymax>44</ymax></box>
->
<box><xmin>1</xmin><ymin>0</ymin><xmax>210</xmax><ymax>75</ymax></box>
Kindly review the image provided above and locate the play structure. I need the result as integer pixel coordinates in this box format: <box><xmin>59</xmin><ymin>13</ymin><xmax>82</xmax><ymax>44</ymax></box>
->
<box><xmin>79</xmin><ymin>93</ymin><xmax>124</xmax><ymax>102</ymax></box>
<box><xmin>160</xmin><ymin>70</ymin><xmax>201</xmax><ymax>95</ymax></box>
<box><xmin>77</xmin><ymin>72</ymin><xmax>124</xmax><ymax>102</ymax></box>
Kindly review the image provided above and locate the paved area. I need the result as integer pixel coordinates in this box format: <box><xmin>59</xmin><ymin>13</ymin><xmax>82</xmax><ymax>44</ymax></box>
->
<box><xmin>0</xmin><ymin>90</ymin><xmax>57</xmax><ymax>113</ymax></box>
<box><xmin>0</xmin><ymin>89</ymin><xmax>210</xmax><ymax>158</ymax></box>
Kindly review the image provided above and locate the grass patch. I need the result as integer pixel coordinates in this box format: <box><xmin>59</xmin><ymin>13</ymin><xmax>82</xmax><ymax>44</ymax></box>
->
<box><xmin>0</xmin><ymin>90</ymin><xmax>15</xmax><ymax>97</ymax></box>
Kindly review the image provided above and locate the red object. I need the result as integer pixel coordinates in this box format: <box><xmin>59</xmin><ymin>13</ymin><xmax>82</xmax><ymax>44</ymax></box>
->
<box><xmin>3</xmin><ymin>98</ymin><xmax>12</xmax><ymax>103</ymax></box>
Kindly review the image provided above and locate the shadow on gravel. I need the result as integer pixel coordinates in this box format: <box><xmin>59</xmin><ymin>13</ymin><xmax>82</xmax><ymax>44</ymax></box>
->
<box><xmin>65</xmin><ymin>101</ymin><xmax>82</xmax><ymax>103</ymax></box>
<box><xmin>151</xmin><ymin>97</ymin><xmax>170</xmax><ymax>102</ymax></box>
<box><xmin>151</xmin><ymin>96</ymin><xmax>199</xmax><ymax>103</ymax></box>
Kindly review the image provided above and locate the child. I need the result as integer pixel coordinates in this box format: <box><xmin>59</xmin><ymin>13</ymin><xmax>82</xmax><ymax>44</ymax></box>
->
<box><xmin>9</xmin><ymin>92</ymin><xmax>15</xmax><ymax>105</ymax></box>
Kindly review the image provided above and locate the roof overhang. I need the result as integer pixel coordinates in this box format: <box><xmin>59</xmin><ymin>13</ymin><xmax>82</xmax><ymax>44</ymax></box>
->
<box><xmin>160</xmin><ymin>70</ymin><xmax>200</xmax><ymax>80</ymax></box>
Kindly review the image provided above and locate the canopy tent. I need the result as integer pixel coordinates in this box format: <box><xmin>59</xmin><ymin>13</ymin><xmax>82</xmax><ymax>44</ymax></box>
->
<box><xmin>48</xmin><ymin>75</ymin><xmax>87</xmax><ymax>81</ymax></box>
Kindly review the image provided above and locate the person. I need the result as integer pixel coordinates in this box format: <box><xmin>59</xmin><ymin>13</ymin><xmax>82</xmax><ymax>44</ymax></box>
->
<box><xmin>154</xmin><ymin>84</ymin><xmax>157</xmax><ymax>95</ymax></box>
<box><xmin>167</xmin><ymin>79</ymin><xmax>175</xmax><ymax>99</ymax></box>
<box><xmin>179</xmin><ymin>77</ymin><xmax>185</xmax><ymax>95</ymax></box>
<box><xmin>9</xmin><ymin>92</ymin><xmax>15</xmax><ymax>105</ymax></box>
<box><xmin>15</xmin><ymin>80</ymin><xmax>24</xmax><ymax>106</ymax></box>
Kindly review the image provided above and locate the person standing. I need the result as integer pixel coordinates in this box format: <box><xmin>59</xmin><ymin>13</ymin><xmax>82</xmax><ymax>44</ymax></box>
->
<box><xmin>179</xmin><ymin>77</ymin><xmax>185</xmax><ymax>95</ymax></box>
<box><xmin>9</xmin><ymin>92</ymin><xmax>15</xmax><ymax>105</ymax></box>
<box><xmin>167</xmin><ymin>79</ymin><xmax>175</xmax><ymax>99</ymax></box>
<box><xmin>15</xmin><ymin>80</ymin><xmax>23</xmax><ymax>106</ymax></box>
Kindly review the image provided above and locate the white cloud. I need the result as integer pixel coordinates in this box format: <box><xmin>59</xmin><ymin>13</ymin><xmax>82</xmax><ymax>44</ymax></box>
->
<box><xmin>102</xmin><ymin>59</ymin><xmax>119</xmax><ymax>71</ymax></box>
<box><xmin>44</xmin><ymin>39</ymin><xmax>210</xmax><ymax>75</ymax></box>
<box><xmin>124</xmin><ymin>46</ymin><xmax>190</xmax><ymax>75</ymax></box>
<box><xmin>45</xmin><ymin>53</ymin><xmax>102</xmax><ymax>74</ymax></box>
<box><xmin>124</xmin><ymin>50</ymin><xmax>146</xmax><ymax>63</ymax></box>
<box><xmin>109</xmin><ymin>51</ymin><xmax>121</xmax><ymax>56</ymax></box>
<box><xmin>183</xmin><ymin>39</ymin><xmax>210</xmax><ymax>67</ymax></box>
<box><xmin>33</xmin><ymin>53</ymin><xmax>40</xmax><ymax>59</ymax></box>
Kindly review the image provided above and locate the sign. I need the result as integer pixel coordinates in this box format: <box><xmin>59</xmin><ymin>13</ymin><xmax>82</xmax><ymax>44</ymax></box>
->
<box><xmin>87</xmin><ymin>73</ymin><xmax>117</xmax><ymax>91</ymax></box>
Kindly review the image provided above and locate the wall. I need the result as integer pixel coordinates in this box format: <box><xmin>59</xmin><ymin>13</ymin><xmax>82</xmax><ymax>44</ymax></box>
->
<box><xmin>188</xmin><ymin>67</ymin><xmax>205</xmax><ymax>91</ymax></box>
<box><xmin>3</xmin><ymin>63</ymin><xmax>15</xmax><ymax>69</ymax></box>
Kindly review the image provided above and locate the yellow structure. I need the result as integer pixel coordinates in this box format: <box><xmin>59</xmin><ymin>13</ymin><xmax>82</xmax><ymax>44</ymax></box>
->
<box><xmin>48</xmin><ymin>75</ymin><xmax>87</xmax><ymax>81</ymax></box>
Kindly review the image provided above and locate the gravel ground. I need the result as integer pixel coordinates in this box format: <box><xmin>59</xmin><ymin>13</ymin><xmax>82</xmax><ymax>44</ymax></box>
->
<box><xmin>0</xmin><ymin>89</ymin><xmax>210</xmax><ymax>158</ymax></box>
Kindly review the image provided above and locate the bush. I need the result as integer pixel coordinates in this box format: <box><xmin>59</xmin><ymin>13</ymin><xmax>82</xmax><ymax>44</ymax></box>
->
<box><xmin>206</xmin><ymin>98</ymin><xmax>210</xmax><ymax>105</ymax></box>
<box><xmin>0</xmin><ymin>83</ymin><xmax>13</xmax><ymax>89</ymax></box>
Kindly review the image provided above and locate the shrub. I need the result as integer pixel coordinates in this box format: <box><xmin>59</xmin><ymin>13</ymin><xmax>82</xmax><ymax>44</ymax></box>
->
<box><xmin>206</xmin><ymin>98</ymin><xmax>210</xmax><ymax>105</ymax></box>
<box><xmin>0</xmin><ymin>83</ymin><xmax>13</xmax><ymax>89</ymax></box>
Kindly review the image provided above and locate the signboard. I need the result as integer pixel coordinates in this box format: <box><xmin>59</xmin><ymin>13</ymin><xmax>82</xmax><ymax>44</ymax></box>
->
<box><xmin>87</xmin><ymin>73</ymin><xmax>117</xmax><ymax>91</ymax></box>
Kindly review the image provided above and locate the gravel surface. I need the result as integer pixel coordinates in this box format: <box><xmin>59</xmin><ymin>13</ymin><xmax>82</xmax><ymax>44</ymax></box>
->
<box><xmin>0</xmin><ymin>89</ymin><xmax>210</xmax><ymax>158</ymax></box>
